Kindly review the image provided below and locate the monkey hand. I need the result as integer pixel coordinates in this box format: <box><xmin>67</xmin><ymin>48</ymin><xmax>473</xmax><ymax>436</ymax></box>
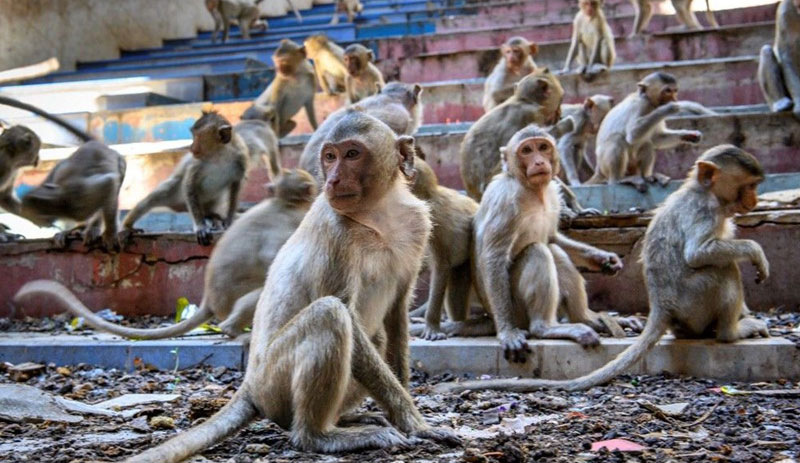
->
<box><xmin>117</xmin><ymin>227</ymin><xmax>144</xmax><ymax>246</ymax></box>
<box><xmin>0</xmin><ymin>225</ymin><xmax>25</xmax><ymax>243</ymax></box>
<box><xmin>593</xmin><ymin>251</ymin><xmax>623</xmax><ymax>275</ymax></box>
<box><xmin>421</xmin><ymin>325</ymin><xmax>447</xmax><ymax>341</ymax></box>
<box><xmin>497</xmin><ymin>328</ymin><xmax>530</xmax><ymax>363</ymax></box>
<box><xmin>680</xmin><ymin>131</ymin><xmax>702</xmax><ymax>144</ymax></box>
<box><xmin>751</xmin><ymin>247</ymin><xmax>769</xmax><ymax>284</ymax></box>
<box><xmin>409</xmin><ymin>426</ymin><xmax>462</xmax><ymax>448</ymax></box>
<box><xmin>195</xmin><ymin>226</ymin><xmax>214</xmax><ymax>246</ymax></box>
<box><xmin>616</xmin><ymin>316</ymin><xmax>644</xmax><ymax>333</ymax></box>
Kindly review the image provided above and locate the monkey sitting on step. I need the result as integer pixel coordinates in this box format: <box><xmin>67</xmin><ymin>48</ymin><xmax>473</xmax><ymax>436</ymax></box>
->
<box><xmin>304</xmin><ymin>35</ymin><xmax>349</xmax><ymax>96</ymax></box>
<box><xmin>206</xmin><ymin>0</ymin><xmax>265</xmax><ymax>44</ymax></box>
<box><xmin>435</xmin><ymin>145</ymin><xmax>769</xmax><ymax>393</ymax></box>
<box><xmin>483</xmin><ymin>36</ymin><xmax>539</xmax><ymax>111</ymax></box>
<box><xmin>0</xmin><ymin>125</ymin><xmax>40</xmax><ymax>242</ymax></box>
<box><xmin>330</xmin><ymin>0</ymin><xmax>363</xmax><ymax>24</ymax></box>
<box><xmin>629</xmin><ymin>0</ymin><xmax>718</xmax><ymax>37</ymax></box>
<box><xmin>758</xmin><ymin>0</ymin><xmax>800</xmax><ymax>118</ymax></box>
<box><xmin>563</xmin><ymin>0</ymin><xmax>616</xmax><ymax>81</ymax></box>
<box><xmin>344</xmin><ymin>43</ymin><xmax>385</xmax><ymax>104</ymax></box>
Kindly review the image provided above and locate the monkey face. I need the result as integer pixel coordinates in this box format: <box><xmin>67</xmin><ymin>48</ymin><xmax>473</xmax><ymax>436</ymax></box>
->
<box><xmin>344</xmin><ymin>54</ymin><xmax>361</xmax><ymax>75</ymax></box>
<box><xmin>190</xmin><ymin>115</ymin><xmax>232</xmax><ymax>158</ymax></box>
<box><xmin>515</xmin><ymin>137</ymin><xmax>556</xmax><ymax>186</ymax></box>
<box><xmin>716</xmin><ymin>169</ymin><xmax>762</xmax><ymax>215</ymax></box>
<box><xmin>659</xmin><ymin>85</ymin><xmax>678</xmax><ymax>105</ymax></box>
<box><xmin>580</xmin><ymin>0</ymin><xmax>599</xmax><ymax>17</ymax></box>
<box><xmin>321</xmin><ymin>140</ymin><xmax>374</xmax><ymax>212</ymax></box>
<box><xmin>503</xmin><ymin>45</ymin><xmax>527</xmax><ymax>69</ymax></box>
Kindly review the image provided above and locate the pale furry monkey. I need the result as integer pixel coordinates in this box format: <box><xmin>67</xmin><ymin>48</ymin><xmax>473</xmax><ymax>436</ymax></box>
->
<box><xmin>435</xmin><ymin>145</ymin><xmax>769</xmax><ymax>393</ymax></box>
<box><xmin>122</xmin><ymin>110</ymin><xmax>459</xmax><ymax>463</ymax></box>
<box><xmin>206</xmin><ymin>0</ymin><xmax>264</xmax><ymax>44</ymax></box>
<box><xmin>238</xmin><ymin>104</ymin><xmax>282</xmax><ymax>180</ymax></box>
<box><xmin>483</xmin><ymin>36</ymin><xmax>539</xmax><ymax>111</ymax></box>
<box><xmin>15</xmin><ymin>169</ymin><xmax>317</xmax><ymax>340</ymax></box>
<box><xmin>254</xmin><ymin>39</ymin><xmax>318</xmax><ymax>137</ymax></box>
<box><xmin>558</xmin><ymin>94</ymin><xmax>615</xmax><ymax>185</ymax></box>
<box><xmin>0</xmin><ymin>125</ymin><xmax>40</xmax><ymax>242</ymax></box>
<box><xmin>630</xmin><ymin>0</ymin><xmax>718</xmax><ymax>37</ymax></box>
<box><xmin>588</xmin><ymin>72</ymin><xmax>713</xmax><ymax>192</ymax></box>
<box><xmin>758</xmin><ymin>0</ymin><xmax>800</xmax><ymax>117</ymax></box>
<box><xmin>344</xmin><ymin>43</ymin><xmax>385</xmax><ymax>104</ymax></box>
<box><xmin>563</xmin><ymin>0</ymin><xmax>616</xmax><ymax>80</ymax></box>
<box><xmin>330</xmin><ymin>0</ymin><xmax>363</xmax><ymax>24</ymax></box>
<box><xmin>121</xmin><ymin>111</ymin><xmax>248</xmax><ymax>246</ymax></box>
<box><xmin>304</xmin><ymin>35</ymin><xmax>349</xmax><ymax>95</ymax></box>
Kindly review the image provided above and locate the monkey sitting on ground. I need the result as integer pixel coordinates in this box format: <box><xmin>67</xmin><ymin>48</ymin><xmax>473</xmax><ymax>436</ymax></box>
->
<box><xmin>254</xmin><ymin>39</ymin><xmax>318</xmax><ymax>137</ymax></box>
<box><xmin>435</xmin><ymin>145</ymin><xmax>769</xmax><ymax>393</ymax></box>
<box><xmin>16</xmin><ymin>169</ymin><xmax>318</xmax><ymax>340</ymax></box>
<box><xmin>330</xmin><ymin>0</ymin><xmax>363</xmax><ymax>24</ymax></box>
<box><xmin>206</xmin><ymin>0</ymin><xmax>265</xmax><ymax>44</ymax></box>
<box><xmin>462</xmin><ymin>68</ymin><xmax>563</xmax><ymax>201</ymax></box>
<box><xmin>587</xmin><ymin>72</ymin><xmax>714</xmax><ymax>192</ymax></box>
<box><xmin>758</xmin><ymin>0</ymin><xmax>800</xmax><ymax>117</ymax></box>
<box><xmin>558</xmin><ymin>94</ymin><xmax>615</xmax><ymax>185</ymax></box>
<box><xmin>630</xmin><ymin>0</ymin><xmax>718</xmax><ymax>37</ymax></box>
<box><xmin>0</xmin><ymin>125</ymin><xmax>40</xmax><ymax>242</ymax></box>
<box><xmin>238</xmin><ymin>104</ymin><xmax>282</xmax><ymax>181</ymax></box>
<box><xmin>344</xmin><ymin>43</ymin><xmax>385</xmax><ymax>104</ymax></box>
<box><xmin>304</xmin><ymin>35</ymin><xmax>349</xmax><ymax>96</ymax></box>
<box><xmin>563</xmin><ymin>0</ymin><xmax>616</xmax><ymax>81</ymax></box>
<box><xmin>483</xmin><ymin>36</ymin><xmax>539</xmax><ymax>111</ymax></box>
<box><xmin>121</xmin><ymin>111</ymin><xmax>248</xmax><ymax>246</ymax></box>
<box><xmin>121</xmin><ymin>110</ymin><xmax>459</xmax><ymax>463</ymax></box>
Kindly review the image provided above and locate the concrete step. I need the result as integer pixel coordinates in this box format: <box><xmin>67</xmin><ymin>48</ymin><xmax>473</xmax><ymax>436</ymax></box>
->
<box><xmin>0</xmin><ymin>332</ymin><xmax>796</xmax><ymax>382</ymax></box>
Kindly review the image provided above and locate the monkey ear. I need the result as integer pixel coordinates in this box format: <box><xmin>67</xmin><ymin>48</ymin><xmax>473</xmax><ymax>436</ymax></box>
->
<box><xmin>529</xmin><ymin>43</ymin><xmax>539</xmax><ymax>56</ymax></box>
<box><xmin>218</xmin><ymin>125</ymin><xmax>233</xmax><ymax>144</ymax></box>
<box><xmin>265</xmin><ymin>182</ymin><xmax>276</xmax><ymax>195</ymax></box>
<box><xmin>696</xmin><ymin>161</ymin><xmax>719</xmax><ymax>187</ymax></box>
<box><xmin>367</xmin><ymin>50</ymin><xmax>375</xmax><ymax>62</ymax></box>
<box><xmin>375</xmin><ymin>82</ymin><xmax>383</xmax><ymax>93</ymax></box>
<box><xmin>396</xmin><ymin>135</ymin><xmax>417</xmax><ymax>180</ymax></box>
<box><xmin>541</xmin><ymin>67</ymin><xmax>551</xmax><ymax>74</ymax></box>
<box><xmin>298</xmin><ymin>46</ymin><xmax>307</xmax><ymax>58</ymax></box>
<box><xmin>412</xmin><ymin>84</ymin><xmax>423</xmax><ymax>103</ymax></box>
<box><xmin>583</xmin><ymin>98</ymin><xmax>595</xmax><ymax>110</ymax></box>
<box><xmin>638</xmin><ymin>83</ymin><xmax>648</xmax><ymax>95</ymax></box>
<box><xmin>537</xmin><ymin>79</ymin><xmax>550</xmax><ymax>93</ymax></box>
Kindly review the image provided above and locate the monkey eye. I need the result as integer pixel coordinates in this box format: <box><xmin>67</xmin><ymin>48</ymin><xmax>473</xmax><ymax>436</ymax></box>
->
<box><xmin>345</xmin><ymin>149</ymin><xmax>360</xmax><ymax>159</ymax></box>
<box><xmin>538</xmin><ymin>143</ymin><xmax>551</xmax><ymax>152</ymax></box>
<box><xmin>323</xmin><ymin>152</ymin><xmax>336</xmax><ymax>162</ymax></box>
<box><xmin>520</xmin><ymin>145</ymin><xmax>533</xmax><ymax>155</ymax></box>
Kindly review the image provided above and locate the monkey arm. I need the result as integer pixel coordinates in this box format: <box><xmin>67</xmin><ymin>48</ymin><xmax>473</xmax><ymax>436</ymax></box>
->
<box><xmin>0</xmin><ymin>186</ymin><xmax>21</xmax><ymax>214</ymax></box>
<box><xmin>383</xmin><ymin>286</ymin><xmax>412</xmax><ymax>386</ymax></box>
<box><xmin>563</xmin><ymin>25</ymin><xmax>580</xmax><ymax>71</ymax></box>
<box><xmin>625</xmin><ymin>102</ymin><xmax>680</xmax><ymax>145</ymax></box>
<box><xmin>588</xmin><ymin>35</ymin><xmax>603</xmax><ymax>67</ymax></box>
<box><xmin>552</xmin><ymin>232</ymin><xmax>617</xmax><ymax>271</ymax></box>
<box><xmin>684</xmin><ymin>228</ymin><xmax>765</xmax><ymax>269</ymax></box>
<box><xmin>183</xmin><ymin>167</ymin><xmax>207</xmax><ymax>231</ymax></box>
<box><xmin>226</xmin><ymin>179</ymin><xmax>242</xmax><ymax>225</ymax></box>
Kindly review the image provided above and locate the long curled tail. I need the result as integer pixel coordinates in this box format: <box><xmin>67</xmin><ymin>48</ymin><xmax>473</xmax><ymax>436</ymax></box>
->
<box><xmin>125</xmin><ymin>390</ymin><xmax>257</xmax><ymax>463</ymax></box>
<box><xmin>433</xmin><ymin>310</ymin><xmax>668</xmax><ymax>394</ymax></box>
<box><xmin>0</xmin><ymin>95</ymin><xmax>94</xmax><ymax>142</ymax></box>
<box><xmin>14</xmin><ymin>280</ymin><xmax>212</xmax><ymax>340</ymax></box>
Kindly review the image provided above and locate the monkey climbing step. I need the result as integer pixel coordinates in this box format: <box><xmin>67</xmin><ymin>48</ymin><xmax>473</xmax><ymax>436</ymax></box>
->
<box><xmin>0</xmin><ymin>332</ymin><xmax>796</xmax><ymax>382</ymax></box>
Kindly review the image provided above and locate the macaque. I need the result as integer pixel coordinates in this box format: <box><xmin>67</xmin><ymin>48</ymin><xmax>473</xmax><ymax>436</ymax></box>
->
<box><xmin>558</xmin><ymin>94</ymin><xmax>615</xmax><ymax>185</ymax></box>
<box><xmin>435</xmin><ymin>145</ymin><xmax>769</xmax><ymax>393</ymax></box>
<box><xmin>563</xmin><ymin>0</ymin><xmax>616</xmax><ymax>80</ymax></box>
<box><xmin>758</xmin><ymin>0</ymin><xmax>800</xmax><ymax>117</ymax></box>
<box><xmin>0</xmin><ymin>126</ymin><xmax>40</xmax><ymax>241</ymax></box>
<box><xmin>121</xmin><ymin>111</ymin><xmax>248</xmax><ymax>246</ymax></box>
<box><xmin>630</xmin><ymin>0</ymin><xmax>718</xmax><ymax>37</ymax></box>
<box><xmin>461</xmin><ymin>68</ymin><xmax>564</xmax><ymax>201</ymax></box>
<box><xmin>15</xmin><ymin>169</ymin><xmax>317</xmax><ymax>340</ymax></box>
<box><xmin>206</xmin><ymin>0</ymin><xmax>265</xmax><ymax>44</ymax></box>
<box><xmin>304</xmin><ymin>35</ymin><xmax>349</xmax><ymax>95</ymax></box>
<box><xmin>344</xmin><ymin>43</ymin><xmax>385</xmax><ymax>104</ymax></box>
<box><xmin>483</xmin><ymin>36</ymin><xmax>539</xmax><ymax>111</ymax></box>
<box><xmin>330</xmin><ymin>0</ymin><xmax>363</xmax><ymax>24</ymax></box>
<box><xmin>298</xmin><ymin>82</ymin><xmax>423</xmax><ymax>183</ymax></box>
<box><xmin>238</xmin><ymin>104</ymin><xmax>281</xmax><ymax>180</ymax></box>
<box><xmin>254</xmin><ymin>39</ymin><xmax>318</xmax><ymax>137</ymax></box>
<box><xmin>588</xmin><ymin>72</ymin><xmax>713</xmax><ymax>192</ymax></box>
<box><xmin>122</xmin><ymin>110</ymin><xmax>458</xmax><ymax>463</ymax></box>
<box><xmin>409</xmin><ymin>157</ymin><xmax>479</xmax><ymax>340</ymax></box>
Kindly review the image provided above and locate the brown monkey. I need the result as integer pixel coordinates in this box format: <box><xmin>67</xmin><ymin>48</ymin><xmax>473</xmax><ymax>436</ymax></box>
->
<box><xmin>409</xmin><ymin>157</ymin><xmax>479</xmax><ymax>340</ymax></box>
<box><xmin>254</xmin><ymin>39</ymin><xmax>318</xmax><ymax>137</ymax></box>
<box><xmin>483</xmin><ymin>36</ymin><xmax>539</xmax><ymax>111</ymax></box>
<box><xmin>122</xmin><ymin>110</ymin><xmax>459</xmax><ymax>463</ymax></box>
<box><xmin>588</xmin><ymin>72</ymin><xmax>713</xmax><ymax>192</ymax></box>
<box><xmin>558</xmin><ymin>94</ymin><xmax>615</xmax><ymax>185</ymax></box>
<box><xmin>344</xmin><ymin>43</ymin><xmax>385</xmax><ymax>104</ymax></box>
<box><xmin>630</xmin><ymin>0</ymin><xmax>718</xmax><ymax>37</ymax></box>
<box><xmin>238</xmin><ymin>104</ymin><xmax>281</xmax><ymax>180</ymax></box>
<box><xmin>15</xmin><ymin>169</ymin><xmax>317</xmax><ymax>340</ymax></box>
<box><xmin>563</xmin><ymin>0</ymin><xmax>616</xmax><ymax>80</ymax></box>
<box><xmin>462</xmin><ymin>68</ymin><xmax>564</xmax><ymax>201</ymax></box>
<box><xmin>0</xmin><ymin>125</ymin><xmax>40</xmax><ymax>242</ymax></box>
<box><xmin>435</xmin><ymin>145</ymin><xmax>769</xmax><ymax>393</ymax></box>
<box><xmin>330</xmin><ymin>0</ymin><xmax>363</xmax><ymax>24</ymax></box>
<box><xmin>298</xmin><ymin>82</ymin><xmax>423</xmax><ymax>183</ymax></box>
<box><xmin>758</xmin><ymin>0</ymin><xmax>800</xmax><ymax>117</ymax></box>
<box><xmin>206</xmin><ymin>0</ymin><xmax>264</xmax><ymax>44</ymax></box>
<box><xmin>304</xmin><ymin>35</ymin><xmax>349</xmax><ymax>96</ymax></box>
<box><xmin>121</xmin><ymin>111</ymin><xmax>248</xmax><ymax>246</ymax></box>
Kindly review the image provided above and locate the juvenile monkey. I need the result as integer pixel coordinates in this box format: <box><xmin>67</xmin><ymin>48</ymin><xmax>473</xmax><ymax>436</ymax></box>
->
<box><xmin>758</xmin><ymin>0</ymin><xmax>800</xmax><ymax>117</ymax></box>
<box><xmin>16</xmin><ymin>169</ymin><xmax>318</xmax><ymax>340</ymax></box>
<box><xmin>435</xmin><ymin>145</ymin><xmax>769</xmax><ymax>393</ymax></box>
<box><xmin>238</xmin><ymin>104</ymin><xmax>281</xmax><ymax>180</ymax></box>
<box><xmin>330</xmin><ymin>0</ymin><xmax>363</xmax><ymax>24</ymax></box>
<box><xmin>563</xmin><ymin>0</ymin><xmax>616</xmax><ymax>80</ymax></box>
<box><xmin>304</xmin><ymin>35</ymin><xmax>349</xmax><ymax>95</ymax></box>
<box><xmin>630</xmin><ymin>0</ymin><xmax>718</xmax><ymax>37</ymax></box>
<box><xmin>558</xmin><ymin>94</ymin><xmax>615</xmax><ymax>185</ymax></box>
<box><xmin>121</xmin><ymin>111</ymin><xmax>248</xmax><ymax>246</ymax></box>
<box><xmin>462</xmin><ymin>68</ymin><xmax>564</xmax><ymax>201</ymax></box>
<box><xmin>206</xmin><ymin>0</ymin><xmax>264</xmax><ymax>44</ymax></box>
<box><xmin>588</xmin><ymin>72</ymin><xmax>712</xmax><ymax>192</ymax></box>
<box><xmin>483</xmin><ymin>36</ymin><xmax>539</xmax><ymax>111</ymax></box>
<box><xmin>254</xmin><ymin>39</ymin><xmax>318</xmax><ymax>137</ymax></box>
<box><xmin>344</xmin><ymin>43</ymin><xmax>385</xmax><ymax>104</ymax></box>
<box><xmin>0</xmin><ymin>125</ymin><xmax>41</xmax><ymax>241</ymax></box>
<box><xmin>122</xmin><ymin>110</ymin><xmax>458</xmax><ymax>463</ymax></box>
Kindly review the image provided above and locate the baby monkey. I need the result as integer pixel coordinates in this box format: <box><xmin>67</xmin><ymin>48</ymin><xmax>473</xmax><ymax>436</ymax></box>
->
<box><xmin>483</xmin><ymin>36</ymin><xmax>539</xmax><ymax>111</ymax></box>
<box><xmin>563</xmin><ymin>0</ymin><xmax>616</xmax><ymax>80</ymax></box>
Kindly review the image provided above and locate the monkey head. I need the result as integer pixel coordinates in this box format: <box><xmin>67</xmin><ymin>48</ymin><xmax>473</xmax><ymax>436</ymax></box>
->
<box><xmin>268</xmin><ymin>168</ymin><xmax>318</xmax><ymax>203</ymax></box>
<box><xmin>638</xmin><ymin>72</ymin><xmax>678</xmax><ymax>107</ymax></box>
<box><xmin>240</xmin><ymin>104</ymin><xmax>276</xmax><ymax>125</ymax></box>
<box><xmin>1</xmin><ymin>125</ymin><xmax>41</xmax><ymax>168</ymax></box>
<box><xmin>190</xmin><ymin>111</ymin><xmax>232</xmax><ymax>159</ymax></box>
<box><xmin>302</xmin><ymin>35</ymin><xmax>331</xmax><ymax>58</ymax></box>
<box><xmin>380</xmin><ymin>82</ymin><xmax>423</xmax><ymax>115</ymax></box>
<box><xmin>579</xmin><ymin>0</ymin><xmax>602</xmax><ymax>18</ymax></box>
<box><xmin>693</xmin><ymin>145</ymin><xmax>764</xmax><ymax>216</ymax></box>
<box><xmin>501</xmin><ymin>125</ymin><xmax>559</xmax><ymax>189</ymax></box>
<box><xmin>343</xmin><ymin>44</ymin><xmax>374</xmax><ymax>76</ymax></box>
<box><xmin>502</xmin><ymin>37</ymin><xmax>538</xmax><ymax>73</ymax></box>
<box><xmin>320</xmin><ymin>110</ymin><xmax>416</xmax><ymax>214</ymax></box>
<box><xmin>273</xmin><ymin>39</ymin><xmax>306</xmax><ymax>75</ymax></box>
<box><xmin>583</xmin><ymin>94</ymin><xmax>614</xmax><ymax>133</ymax></box>
<box><xmin>515</xmin><ymin>68</ymin><xmax>564</xmax><ymax>124</ymax></box>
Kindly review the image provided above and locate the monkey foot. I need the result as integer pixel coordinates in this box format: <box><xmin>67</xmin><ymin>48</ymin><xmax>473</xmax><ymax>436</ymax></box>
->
<box><xmin>117</xmin><ymin>228</ymin><xmax>144</xmax><ymax>247</ymax></box>
<box><xmin>420</xmin><ymin>326</ymin><xmax>447</xmax><ymax>341</ymax></box>
<box><xmin>498</xmin><ymin>328</ymin><xmax>531</xmax><ymax>363</ymax></box>
<box><xmin>771</xmin><ymin>98</ymin><xmax>794</xmax><ymax>113</ymax></box>
<box><xmin>0</xmin><ymin>229</ymin><xmax>25</xmax><ymax>243</ymax></box>
<box><xmin>338</xmin><ymin>412</ymin><xmax>392</xmax><ymax>428</ymax></box>
<box><xmin>410</xmin><ymin>427</ymin><xmax>462</xmax><ymax>447</ymax></box>
<box><xmin>647</xmin><ymin>173</ymin><xmax>671</xmax><ymax>187</ymax></box>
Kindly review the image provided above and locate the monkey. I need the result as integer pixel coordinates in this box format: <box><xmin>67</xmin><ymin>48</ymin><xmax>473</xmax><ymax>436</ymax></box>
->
<box><xmin>562</xmin><ymin>0</ymin><xmax>616</xmax><ymax>81</ymax></box>
<box><xmin>630</xmin><ymin>0</ymin><xmax>718</xmax><ymax>38</ymax></box>
<box><xmin>558</xmin><ymin>94</ymin><xmax>615</xmax><ymax>185</ymax></box>
<box><xmin>254</xmin><ymin>39</ymin><xmax>318</xmax><ymax>137</ymax></box>
<box><xmin>206</xmin><ymin>0</ymin><xmax>264</xmax><ymax>44</ymax></box>
<box><xmin>461</xmin><ymin>68</ymin><xmax>564</xmax><ymax>201</ymax></box>
<box><xmin>238</xmin><ymin>104</ymin><xmax>281</xmax><ymax>180</ymax></box>
<box><xmin>298</xmin><ymin>82</ymin><xmax>423</xmax><ymax>183</ymax></box>
<box><xmin>344</xmin><ymin>43</ymin><xmax>385</xmax><ymax>104</ymax></box>
<box><xmin>483</xmin><ymin>36</ymin><xmax>539</xmax><ymax>112</ymax></box>
<box><xmin>120</xmin><ymin>111</ymin><xmax>248</xmax><ymax>246</ymax></box>
<box><xmin>587</xmin><ymin>72</ymin><xmax>714</xmax><ymax>192</ymax></box>
<box><xmin>0</xmin><ymin>125</ymin><xmax>40</xmax><ymax>242</ymax></box>
<box><xmin>758</xmin><ymin>0</ymin><xmax>800</xmax><ymax>118</ymax></box>
<box><xmin>434</xmin><ymin>145</ymin><xmax>770</xmax><ymax>393</ymax></box>
<box><xmin>330</xmin><ymin>0</ymin><xmax>363</xmax><ymax>25</ymax></box>
<box><xmin>304</xmin><ymin>35</ymin><xmax>349</xmax><ymax>96</ymax></box>
<box><xmin>15</xmin><ymin>169</ymin><xmax>318</xmax><ymax>340</ymax></box>
<box><xmin>121</xmin><ymin>110</ymin><xmax>459</xmax><ymax>463</ymax></box>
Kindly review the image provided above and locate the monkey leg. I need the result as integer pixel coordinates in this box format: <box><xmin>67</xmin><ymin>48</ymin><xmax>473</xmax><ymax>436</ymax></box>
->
<box><xmin>304</xmin><ymin>99</ymin><xmax>318</xmax><ymax>131</ymax></box>
<box><xmin>672</xmin><ymin>0</ymin><xmax>703</xmax><ymax>30</ymax></box>
<box><xmin>122</xmin><ymin>179</ymin><xmax>180</xmax><ymax>231</ymax></box>
<box><xmin>408</xmin><ymin>303</ymin><xmax>427</xmax><ymax>319</ymax></box>
<box><xmin>445</xmin><ymin>261</ymin><xmax>472</xmax><ymax>323</ymax></box>
<box><xmin>758</xmin><ymin>46</ymin><xmax>794</xmax><ymax>113</ymax></box>
<box><xmin>636</xmin><ymin>142</ymin><xmax>671</xmax><ymax>186</ymax></box>
<box><xmin>217</xmin><ymin>288</ymin><xmax>261</xmax><ymax>337</ymax></box>
<box><xmin>712</xmin><ymin>275</ymin><xmax>769</xmax><ymax>342</ymax></box>
<box><xmin>421</xmin><ymin>261</ymin><xmax>450</xmax><ymax>341</ymax></box>
<box><xmin>629</xmin><ymin>0</ymin><xmax>654</xmax><ymax>37</ymax></box>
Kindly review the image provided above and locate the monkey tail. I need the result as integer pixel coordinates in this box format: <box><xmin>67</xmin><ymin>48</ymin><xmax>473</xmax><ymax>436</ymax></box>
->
<box><xmin>433</xmin><ymin>310</ymin><xmax>668</xmax><ymax>394</ymax></box>
<box><xmin>0</xmin><ymin>95</ymin><xmax>94</xmax><ymax>142</ymax></box>
<box><xmin>125</xmin><ymin>390</ymin><xmax>257</xmax><ymax>463</ymax></box>
<box><xmin>14</xmin><ymin>280</ymin><xmax>213</xmax><ymax>340</ymax></box>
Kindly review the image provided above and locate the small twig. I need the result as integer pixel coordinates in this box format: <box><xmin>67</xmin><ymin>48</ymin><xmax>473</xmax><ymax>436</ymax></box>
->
<box><xmin>679</xmin><ymin>400</ymin><xmax>721</xmax><ymax>429</ymax></box>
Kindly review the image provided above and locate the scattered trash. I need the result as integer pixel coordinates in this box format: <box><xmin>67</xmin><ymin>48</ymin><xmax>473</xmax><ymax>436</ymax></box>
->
<box><xmin>0</xmin><ymin>384</ymin><xmax>114</xmax><ymax>423</ymax></box>
<box><xmin>455</xmin><ymin>414</ymin><xmax>561</xmax><ymax>440</ymax></box>
<box><xmin>245</xmin><ymin>443</ymin><xmax>271</xmax><ymax>454</ymax></box>
<box><xmin>715</xmin><ymin>386</ymin><xmax>800</xmax><ymax>398</ymax></box>
<box><xmin>591</xmin><ymin>438</ymin><xmax>645</xmax><ymax>452</ymax></box>
<box><xmin>94</xmin><ymin>393</ymin><xmax>181</xmax><ymax>410</ymax></box>
<box><xmin>8</xmin><ymin>362</ymin><xmax>45</xmax><ymax>382</ymax></box>
<box><xmin>149</xmin><ymin>415</ymin><xmax>176</xmax><ymax>429</ymax></box>
<box><xmin>640</xmin><ymin>401</ymin><xmax>689</xmax><ymax>417</ymax></box>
